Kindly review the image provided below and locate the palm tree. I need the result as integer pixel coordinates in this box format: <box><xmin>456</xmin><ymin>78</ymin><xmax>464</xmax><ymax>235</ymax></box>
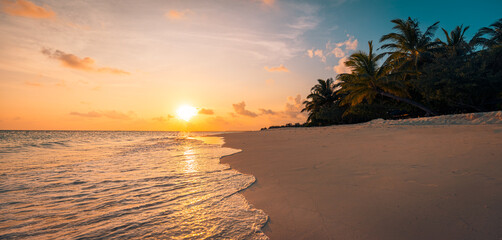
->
<box><xmin>380</xmin><ymin>17</ymin><xmax>441</xmax><ymax>75</ymax></box>
<box><xmin>302</xmin><ymin>78</ymin><xmax>342</xmax><ymax>124</ymax></box>
<box><xmin>338</xmin><ymin>41</ymin><xmax>436</xmax><ymax>116</ymax></box>
<box><xmin>472</xmin><ymin>18</ymin><xmax>502</xmax><ymax>48</ymax></box>
<box><xmin>440</xmin><ymin>25</ymin><xmax>471</xmax><ymax>56</ymax></box>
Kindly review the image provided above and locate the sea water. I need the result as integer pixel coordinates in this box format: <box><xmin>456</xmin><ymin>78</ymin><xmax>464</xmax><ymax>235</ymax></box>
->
<box><xmin>0</xmin><ymin>131</ymin><xmax>268</xmax><ymax>239</ymax></box>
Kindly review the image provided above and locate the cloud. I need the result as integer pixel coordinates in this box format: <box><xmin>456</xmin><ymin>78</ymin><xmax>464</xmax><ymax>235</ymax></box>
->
<box><xmin>70</xmin><ymin>111</ymin><xmax>101</xmax><ymax>118</ymax></box>
<box><xmin>261</xmin><ymin>0</ymin><xmax>275</xmax><ymax>5</ymax></box>
<box><xmin>42</xmin><ymin>48</ymin><xmax>129</xmax><ymax>75</ymax></box>
<box><xmin>1</xmin><ymin>0</ymin><xmax>55</xmax><ymax>19</ymax></box>
<box><xmin>264</xmin><ymin>64</ymin><xmax>289</xmax><ymax>72</ymax></box>
<box><xmin>243</xmin><ymin>95</ymin><xmax>306</xmax><ymax>120</ymax></box>
<box><xmin>307</xmin><ymin>48</ymin><xmax>327</xmax><ymax>62</ymax></box>
<box><xmin>283</xmin><ymin>94</ymin><xmax>304</xmax><ymax>118</ymax></box>
<box><xmin>165</xmin><ymin>9</ymin><xmax>189</xmax><ymax>20</ymax></box>
<box><xmin>315</xmin><ymin>49</ymin><xmax>326</xmax><ymax>62</ymax></box>
<box><xmin>254</xmin><ymin>0</ymin><xmax>274</xmax><ymax>6</ymax></box>
<box><xmin>332</xmin><ymin>47</ymin><xmax>345</xmax><ymax>58</ymax></box>
<box><xmin>334</xmin><ymin>57</ymin><xmax>351</xmax><ymax>74</ymax></box>
<box><xmin>308</xmin><ymin>35</ymin><xmax>358</xmax><ymax>64</ymax></box>
<box><xmin>152</xmin><ymin>115</ymin><xmax>174</xmax><ymax>122</ymax></box>
<box><xmin>198</xmin><ymin>108</ymin><xmax>214</xmax><ymax>115</ymax></box>
<box><xmin>232</xmin><ymin>101</ymin><xmax>258</xmax><ymax>117</ymax></box>
<box><xmin>70</xmin><ymin>110</ymin><xmax>134</xmax><ymax>120</ymax></box>
<box><xmin>335</xmin><ymin>35</ymin><xmax>358</xmax><ymax>50</ymax></box>
<box><xmin>307</xmin><ymin>49</ymin><xmax>314</xmax><ymax>58</ymax></box>
<box><xmin>259</xmin><ymin>108</ymin><xmax>276</xmax><ymax>115</ymax></box>
<box><xmin>97</xmin><ymin>68</ymin><xmax>129</xmax><ymax>75</ymax></box>
<box><xmin>345</xmin><ymin>37</ymin><xmax>358</xmax><ymax>50</ymax></box>
<box><xmin>24</xmin><ymin>81</ymin><xmax>42</xmax><ymax>87</ymax></box>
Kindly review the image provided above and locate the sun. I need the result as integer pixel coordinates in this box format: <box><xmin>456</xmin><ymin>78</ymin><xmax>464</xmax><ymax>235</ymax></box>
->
<box><xmin>176</xmin><ymin>105</ymin><xmax>198</xmax><ymax>122</ymax></box>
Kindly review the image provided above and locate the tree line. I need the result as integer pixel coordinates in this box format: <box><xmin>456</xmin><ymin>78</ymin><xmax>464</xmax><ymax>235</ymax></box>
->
<box><xmin>302</xmin><ymin>17</ymin><xmax>502</xmax><ymax>126</ymax></box>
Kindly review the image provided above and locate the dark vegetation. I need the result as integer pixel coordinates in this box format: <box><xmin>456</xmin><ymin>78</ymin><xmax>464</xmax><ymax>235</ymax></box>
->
<box><xmin>301</xmin><ymin>17</ymin><xmax>502</xmax><ymax>127</ymax></box>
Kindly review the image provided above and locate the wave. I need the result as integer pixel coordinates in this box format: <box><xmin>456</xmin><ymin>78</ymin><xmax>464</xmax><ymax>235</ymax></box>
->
<box><xmin>0</xmin><ymin>131</ymin><xmax>269</xmax><ymax>239</ymax></box>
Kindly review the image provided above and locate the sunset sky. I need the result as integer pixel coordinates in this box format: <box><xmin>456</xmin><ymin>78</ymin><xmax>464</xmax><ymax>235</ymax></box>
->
<box><xmin>1</xmin><ymin>0</ymin><xmax>500</xmax><ymax>131</ymax></box>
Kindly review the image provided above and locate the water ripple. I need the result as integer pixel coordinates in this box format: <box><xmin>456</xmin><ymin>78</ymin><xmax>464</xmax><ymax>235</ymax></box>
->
<box><xmin>0</xmin><ymin>131</ymin><xmax>268</xmax><ymax>239</ymax></box>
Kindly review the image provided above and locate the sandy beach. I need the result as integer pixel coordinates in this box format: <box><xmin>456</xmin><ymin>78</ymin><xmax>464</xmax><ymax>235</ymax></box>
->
<box><xmin>221</xmin><ymin>115</ymin><xmax>502</xmax><ymax>239</ymax></box>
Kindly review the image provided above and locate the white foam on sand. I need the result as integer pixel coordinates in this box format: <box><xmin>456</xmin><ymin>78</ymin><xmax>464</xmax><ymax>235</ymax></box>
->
<box><xmin>366</xmin><ymin>111</ymin><xmax>502</xmax><ymax>126</ymax></box>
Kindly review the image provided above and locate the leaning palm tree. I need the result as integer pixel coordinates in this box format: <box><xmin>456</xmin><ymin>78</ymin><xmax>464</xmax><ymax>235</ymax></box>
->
<box><xmin>380</xmin><ymin>17</ymin><xmax>441</xmax><ymax>75</ymax></box>
<box><xmin>338</xmin><ymin>41</ymin><xmax>436</xmax><ymax>116</ymax></box>
<box><xmin>472</xmin><ymin>18</ymin><xmax>502</xmax><ymax>48</ymax></box>
<box><xmin>440</xmin><ymin>25</ymin><xmax>471</xmax><ymax>56</ymax></box>
<box><xmin>302</xmin><ymin>78</ymin><xmax>341</xmax><ymax>124</ymax></box>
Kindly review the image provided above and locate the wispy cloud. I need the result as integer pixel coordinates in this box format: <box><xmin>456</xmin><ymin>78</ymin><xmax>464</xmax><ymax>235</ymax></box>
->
<box><xmin>70</xmin><ymin>111</ymin><xmax>101</xmax><ymax>118</ymax></box>
<box><xmin>1</xmin><ymin>0</ymin><xmax>55</xmax><ymax>19</ymax></box>
<box><xmin>24</xmin><ymin>80</ymin><xmax>42</xmax><ymax>87</ymax></box>
<box><xmin>152</xmin><ymin>115</ymin><xmax>174</xmax><ymax>122</ymax></box>
<box><xmin>198</xmin><ymin>108</ymin><xmax>214</xmax><ymax>115</ymax></box>
<box><xmin>157</xmin><ymin>2</ymin><xmax>320</xmax><ymax>64</ymax></box>
<box><xmin>264</xmin><ymin>64</ymin><xmax>289</xmax><ymax>72</ymax></box>
<box><xmin>42</xmin><ymin>48</ymin><xmax>130</xmax><ymax>75</ymax></box>
<box><xmin>70</xmin><ymin>110</ymin><xmax>135</xmax><ymax>120</ymax></box>
<box><xmin>232</xmin><ymin>101</ymin><xmax>258</xmax><ymax>117</ymax></box>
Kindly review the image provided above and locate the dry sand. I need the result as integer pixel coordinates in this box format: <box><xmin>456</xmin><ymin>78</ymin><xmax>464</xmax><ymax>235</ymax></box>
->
<box><xmin>220</xmin><ymin>115</ymin><xmax>502</xmax><ymax>239</ymax></box>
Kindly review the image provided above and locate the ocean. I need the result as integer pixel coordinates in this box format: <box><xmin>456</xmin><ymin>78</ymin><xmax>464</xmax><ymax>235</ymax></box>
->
<box><xmin>0</xmin><ymin>131</ymin><xmax>268</xmax><ymax>239</ymax></box>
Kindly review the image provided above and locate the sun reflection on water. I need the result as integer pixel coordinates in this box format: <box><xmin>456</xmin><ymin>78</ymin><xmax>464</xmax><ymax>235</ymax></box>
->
<box><xmin>183</xmin><ymin>147</ymin><xmax>198</xmax><ymax>173</ymax></box>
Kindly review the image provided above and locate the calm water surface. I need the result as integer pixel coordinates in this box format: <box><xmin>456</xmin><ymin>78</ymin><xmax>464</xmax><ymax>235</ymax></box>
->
<box><xmin>0</xmin><ymin>131</ymin><xmax>268</xmax><ymax>239</ymax></box>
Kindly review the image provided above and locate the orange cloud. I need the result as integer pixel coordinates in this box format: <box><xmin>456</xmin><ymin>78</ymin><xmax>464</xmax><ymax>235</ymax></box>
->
<box><xmin>239</xmin><ymin>95</ymin><xmax>306</xmax><ymax>121</ymax></box>
<box><xmin>70</xmin><ymin>111</ymin><xmax>101</xmax><ymax>118</ymax></box>
<box><xmin>264</xmin><ymin>64</ymin><xmax>289</xmax><ymax>72</ymax></box>
<box><xmin>24</xmin><ymin>80</ymin><xmax>42</xmax><ymax>87</ymax></box>
<box><xmin>165</xmin><ymin>9</ymin><xmax>188</xmax><ymax>20</ymax></box>
<box><xmin>1</xmin><ymin>0</ymin><xmax>55</xmax><ymax>19</ymax></box>
<box><xmin>152</xmin><ymin>115</ymin><xmax>174</xmax><ymax>122</ymax></box>
<box><xmin>70</xmin><ymin>110</ymin><xmax>134</xmax><ymax>120</ymax></box>
<box><xmin>335</xmin><ymin>35</ymin><xmax>358</xmax><ymax>51</ymax></box>
<box><xmin>259</xmin><ymin>108</ymin><xmax>276</xmax><ymax>115</ymax></box>
<box><xmin>307</xmin><ymin>49</ymin><xmax>314</xmax><ymax>58</ymax></box>
<box><xmin>198</xmin><ymin>108</ymin><xmax>214</xmax><ymax>115</ymax></box>
<box><xmin>261</xmin><ymin>0</ymin><xmax>275</xmax><ymax>5</ymax></box>
<box><xmin>232</xmin><ymin>101</ymin><xmax>258</xmax><ymax>117</ymax></box>
<box><xmin>315</xmin><ymin>49</ymin><xmax>326</xmax><ymax>62</ymax></box>
<box><xmin>284</xmin><ymin>94</ymin><xmax>304</xmax><ymax>118</ymax></box>
<box><xmin>334</xmin><ymin>57</ymin><xmax>351</xmax><ymax>74</ymax></box>
<box><xmin>42</xmin><ymin>48</ymin><xmax>129</xmax><ymax>75</ymax></box>
<box><xmin>332</xmin><ymin>47</ymin><xmax>345</xmax><ymax>58</ymax></box>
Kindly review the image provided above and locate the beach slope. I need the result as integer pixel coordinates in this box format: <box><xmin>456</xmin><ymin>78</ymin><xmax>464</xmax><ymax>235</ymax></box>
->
<box><xmin>221</xmin><ymin>112</ymin><xmax>502</xmax><ymax>239</ymax></box>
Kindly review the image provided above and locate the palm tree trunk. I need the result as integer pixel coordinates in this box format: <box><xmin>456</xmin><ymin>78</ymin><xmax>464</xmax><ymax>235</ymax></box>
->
<box><xmin>377</xmin><ymin>90</ymin><xmax>436</xmax><ymax>116</ymax></box>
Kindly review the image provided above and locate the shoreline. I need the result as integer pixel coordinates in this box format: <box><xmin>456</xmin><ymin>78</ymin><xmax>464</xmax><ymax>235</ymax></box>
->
<box><xmin>219</xmin><ymin>121</ymin><xmax>502</xmax><ymax>239</ymax></box>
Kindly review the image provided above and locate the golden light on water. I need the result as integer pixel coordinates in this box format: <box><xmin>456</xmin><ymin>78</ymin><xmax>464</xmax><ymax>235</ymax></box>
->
<box><xmin>183</xmin><ymin>147</ymin><xmax>197</xmax><ymax>173</ymax></box>
<box><xmin>176</xmin><ymin>105</ymin><xmax>198</xmax><ymax>122</ymax></box>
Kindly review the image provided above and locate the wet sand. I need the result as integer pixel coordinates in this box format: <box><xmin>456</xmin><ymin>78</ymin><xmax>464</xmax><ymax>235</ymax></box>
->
<box><xmin>221</xmin><ymin>124</ymin><xmax>502</xmax><ymax>239</ymax></box>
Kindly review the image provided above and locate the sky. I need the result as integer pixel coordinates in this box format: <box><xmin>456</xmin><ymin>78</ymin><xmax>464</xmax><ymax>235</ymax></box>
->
<box><xmin>0</xmin><ymin>0</ymin><xmax>500</xmax><ymax>131</ymax></box>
